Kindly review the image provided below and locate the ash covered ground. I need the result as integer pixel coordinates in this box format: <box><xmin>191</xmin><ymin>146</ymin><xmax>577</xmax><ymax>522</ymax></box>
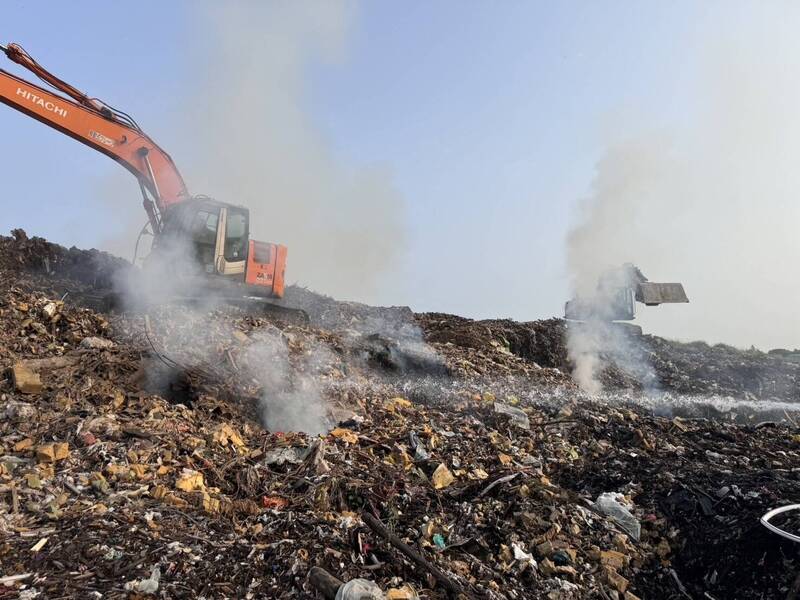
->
<box><xmin>2</xmin><ymin>229</ymin><xmax>800</xmax><ymax>599</ymax></box>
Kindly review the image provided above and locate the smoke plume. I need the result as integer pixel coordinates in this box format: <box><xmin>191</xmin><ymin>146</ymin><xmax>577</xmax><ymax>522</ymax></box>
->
<box><xmin>566</xmin><ymin>27</ymin><xmax>800</xmax><ymax>392</ymax></box>
<box><xmin>241</xmin><ymin>328</ymin><xmax>331</xmax><ymax>435</ymax></box>
<box><xmin>178</xmin><ymin>1</ymin><xmax>406</xmax><ymax>305</ymax></box>
<box><xmin>110</xmin><ymin>228</ymin><xmax>330</xmax><ymax>434</ymax></box>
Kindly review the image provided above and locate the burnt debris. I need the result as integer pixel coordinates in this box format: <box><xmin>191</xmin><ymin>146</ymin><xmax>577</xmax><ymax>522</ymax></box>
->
<box><xmin>1</xmin><ymin>231</ymin><xmax>800</xmax><ymax>599</ymax></box>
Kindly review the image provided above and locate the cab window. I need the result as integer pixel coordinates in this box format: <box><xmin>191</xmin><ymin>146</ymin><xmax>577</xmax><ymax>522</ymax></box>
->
<box><xmin>192</xmin><ymin>210</ymin><xmax>219</xmax><ymax>245</ymax></box>
<box><xmin>224</xmin><ymin>209</ymin><xmax>247</xmax><ymax>261</ymax></box>
<box><xmin>189</xmin><ymin>208</ymin><xmax>220</xmax><ymax>273</ymax></box>
<box><xmin>253</xmin><ymin>242</ymin><xmax>271</xmax><ymax>264</ymax></box>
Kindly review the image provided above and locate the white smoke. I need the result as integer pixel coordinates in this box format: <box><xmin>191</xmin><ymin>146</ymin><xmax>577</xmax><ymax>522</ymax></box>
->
<box><xmin>566</xmin><ymin>21</ymin><xmax>800</xmax><ymax>391</ymax></box>
<box><xmin>241</xmin><ymin>327</ymin><xmax>331</xmax><ymax>435</ymax></box>
<box><xmin>567</xmin><ymin>321</ymin><xmax>603</xmax><ymax>395</ymax></box>
<box><xmin>177</xmin><ymin>1</ymin><xmax>407</xmax><ymax>305</ymax></box>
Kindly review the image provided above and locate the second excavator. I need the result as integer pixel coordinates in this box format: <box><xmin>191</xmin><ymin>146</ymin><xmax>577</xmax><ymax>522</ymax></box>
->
<box><xmin>564</xmin><ymin>263</ymin><xmax>689</xmax><ymax>323</ymax></box>
<box><xmin>0</xmin><ymin>42</ymin><xmax>302</xmax><ymax>318</ymax></box>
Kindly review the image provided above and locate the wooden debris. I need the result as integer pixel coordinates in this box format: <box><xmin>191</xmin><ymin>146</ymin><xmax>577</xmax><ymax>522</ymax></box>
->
<box><xmin>10</xmin><ymin>363</ymin><xmax>42</xmax><ymax>394</ymax></box>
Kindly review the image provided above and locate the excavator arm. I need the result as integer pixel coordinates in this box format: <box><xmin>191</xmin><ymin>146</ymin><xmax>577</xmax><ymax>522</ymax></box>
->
<box><xmin>0</xmin><ymin>43</ymin><xmax>189</xmax><ymax>233</ymax></box>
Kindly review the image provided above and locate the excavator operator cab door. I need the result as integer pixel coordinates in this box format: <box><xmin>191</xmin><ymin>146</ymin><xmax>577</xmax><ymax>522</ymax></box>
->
<box><xmin>213</xmin><ymin>205</ymin><xmax>248</xmax><ymax>277</ymax></box>
<box><xmin>159</xmin><ymin>200</ymin><xmax>249</xmax><ymax>281</ymax></box>
<box><xmin>186</xmin><ymin>206</ymin><xmax>220</xmax><ymax>274</ymax></box>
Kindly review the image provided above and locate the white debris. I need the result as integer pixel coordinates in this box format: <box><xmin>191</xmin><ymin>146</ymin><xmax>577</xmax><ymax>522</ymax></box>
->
<box><xmin>125</xmin><ymin>566</ymin><xmax>160</xmax><ymax>595</ymax></box>
<box><xmin>80</xmin><ymin>336</ymin><xmax>115</xmax><ymax>349</ymax></box>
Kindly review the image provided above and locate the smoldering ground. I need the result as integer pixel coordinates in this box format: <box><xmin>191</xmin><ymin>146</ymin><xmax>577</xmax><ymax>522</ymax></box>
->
<box><xmin>113</xmin><ymin>239</ymin><xmax>445</xmax><ymax>435</ymax></box>
<box><xmin>565</xmin><ymin>19</ymin><xmax>800</xmax><ymax>392</ymax></box>
<box><xmin>99</xmin><ymin>0</ymin><xmax>411</xmax><ymax>432</ymax></box>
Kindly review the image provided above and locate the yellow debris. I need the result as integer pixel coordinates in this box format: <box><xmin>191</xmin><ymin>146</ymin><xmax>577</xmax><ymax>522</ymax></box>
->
<box><xmin>330</xmin><ymin>428</ymin><xmax>359</xmax><ymax>444</ymax></box>
<box><xmin>387</xmin><ymin>586</ymin><xmax>418</xmax><ymax>600</ymax></box>
<box><xmin>36</xmin><ymin>443</ymin><xmax>69</xmax><ymax>463</ymax></box>
<box><xmin>600</xmin><ymin>550</ymin><xmax>628</xmax><ymax>570</ymax></box>
<box><xmin>385</xmin><ymin>397</ymin><xmax>413</xmax><ymax>412</ymax></box>
<box><xmin>112</xmin><ymin>390</ymin><xmax>125</xmax><ymax>410</ymax></box>
<box><xmin>393</xmin><ymin>448</ymin><xmax>414</xmax><ymax>471</ymax></box>
<box><xmin>604</xmin><ymin>567</ymin><xmax>630</xmax><ymax>593</ymax></box>
<box><xmin>129</xmin><ymin>464</ymin><xmax>148</xmax><ymax>480</ymax></box>
<box><xmin>212</xmin><ymin>423</ymin><xmax>246</xmax><ymax>448</ymax></box>
<box><xmin>431</xmin><ymin>463</ymin><xmax>455</xmax><ymax>489</ymax></box>
<box><xmin>53</xmin><ymin>443</ymin><xmax>70</xmax><ymax>461</ymax></box>
<box><xmin>175</xmin><ymin>469</ymin><xmax>205</xmax><ymax>492</ymax></box>
<box><xmin>470</xmin><ymin>468</ymin><xmax>489</xmax><ymax>480</ymax></box>
<box><xmin>11</xmin><ymin>364</ymin><xmax>42</xmax><ymax>394</ymax></box>
<box><xmin>202</xmin><ymin>492</ymin><xmax>221</xmax><ymax>513</ymax></box>
<box><xmin>106</xmin><ymin>464</ymin><xmax>130</xmax><ymax>479</ymax></box>
<box><xmin>37</xmin><ymin>463</ymin><xmax>55</xmax><ymax>480</ymax></box>
<box><xmin>151</xmin><ymin>485</ymin><xmax>189</xmax><ymax>508</ymax></box>
<box><xmin>14</xmin><ymin>438</ymin><xmax>34</xmax><ymax>452</ymax></box>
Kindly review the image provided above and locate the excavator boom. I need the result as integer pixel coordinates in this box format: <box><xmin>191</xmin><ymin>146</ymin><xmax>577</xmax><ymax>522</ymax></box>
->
<box><xmin>0</xmin><ymin>43</ymin><xmax>189</xmax><ymax>232</ymax></box>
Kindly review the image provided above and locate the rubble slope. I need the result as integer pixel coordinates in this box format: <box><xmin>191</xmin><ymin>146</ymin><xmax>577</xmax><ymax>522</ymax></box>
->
<box><xmin>1</xmin><ymin>231</ymin><xmax>800</xmax><ymax>600</ymax></box>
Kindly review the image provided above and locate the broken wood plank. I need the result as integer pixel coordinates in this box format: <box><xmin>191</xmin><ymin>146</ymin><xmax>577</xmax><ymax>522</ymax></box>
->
<box><xmin>361</xmin><ymin>510</ymin><xmax>468</xmax><ymax>597</ymax></box>
<box><xmin>10</xmin><ymin>364</ymin><xmax>43</xmax><ymax>394</ymax></box>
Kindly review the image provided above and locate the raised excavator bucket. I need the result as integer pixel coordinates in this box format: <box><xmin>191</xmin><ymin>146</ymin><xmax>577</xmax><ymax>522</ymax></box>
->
<box><xmin>636</xmin><ymin>282</ymin><xmax>689</xmax><ymax>306</ymax></box>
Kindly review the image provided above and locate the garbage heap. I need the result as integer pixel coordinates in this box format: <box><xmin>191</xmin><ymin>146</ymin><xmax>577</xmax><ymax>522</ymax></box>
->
<box><xmin>1</xmin><ymin>231</ymin><xmax>800</xmax><ymax>600</ymax></box>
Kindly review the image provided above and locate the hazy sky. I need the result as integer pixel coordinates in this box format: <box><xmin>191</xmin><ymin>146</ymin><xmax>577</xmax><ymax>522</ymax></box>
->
<box><xmin>3</xmin><ymin>2</ymin><xmax>799</xmax><ymax>348</ymax></box>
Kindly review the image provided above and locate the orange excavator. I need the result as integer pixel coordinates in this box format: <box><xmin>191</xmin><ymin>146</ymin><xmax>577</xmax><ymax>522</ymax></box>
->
<box><xmin>0</xmin><ymin>42</ymin><xmax>300</xmax><ymax>317</ymax></box>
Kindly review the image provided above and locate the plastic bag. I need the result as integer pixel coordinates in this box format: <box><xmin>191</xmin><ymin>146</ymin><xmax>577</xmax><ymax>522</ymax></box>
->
<box><xmin>335</xmin><ymin>578</ymin><xmax>385</xmax><ymax>600</ymax></box>
<box><xmin>595</xmin><ymin>492</ymin><xmax>641</xmax><ymax>540</ymax></box>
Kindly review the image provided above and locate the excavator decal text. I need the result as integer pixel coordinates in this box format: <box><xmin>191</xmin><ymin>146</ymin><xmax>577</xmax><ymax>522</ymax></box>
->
<box><xmin>89</xmin><ymin>130</ymin><xmax>115</xmax><ymax>147</ymax></box>
<box><xmin>16</xmin><ymin>87</ymin><xmax>68</xmax><ymax>118</ymax></box>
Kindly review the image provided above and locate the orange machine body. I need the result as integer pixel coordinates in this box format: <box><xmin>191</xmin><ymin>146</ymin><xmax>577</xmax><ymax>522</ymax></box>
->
<box><xmin>245</xmin><ymin>240</ymin><xmax>287</xmax><ymax>297</ymax></box>
<box><xmin>0</xmin><ymin>71</ymin><xmax>189</xmax><ymax>206</ymax></box>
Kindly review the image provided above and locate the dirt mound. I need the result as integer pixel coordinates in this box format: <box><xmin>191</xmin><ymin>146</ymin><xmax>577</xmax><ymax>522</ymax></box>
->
<box><xmin>645</xmin><ymin>336</ymin><xmax>800</xmax><ymax>399</ymax></box>
<box><xmin>418</xmin><ymin>311</ymin><xmax>800</xmax><ymax>402</ymax></box>
<box><xmin>552</xmin><ymin>403</ymin><xmax>800</xmax><ymax>599</ymax></box>
<box><xmin>0</xmin><ymin>229</ymin><xmax>130</xmax><ymax>290</ymax></box>
<box><xmin>419</xmin><ymin>313</ymin><xmax>568</xmax><ymax>369</ymax></box>
<box><xmin>283</xmin><ymin>284</ymin><xmax>419</xmax><ymax>337</ymax></box>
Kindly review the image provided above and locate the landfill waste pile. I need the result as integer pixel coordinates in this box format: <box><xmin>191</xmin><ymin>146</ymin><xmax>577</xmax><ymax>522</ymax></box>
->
<box><xmin>420</xmin><ymin>313</ymin><xmax>800</xmax><ymax>402</ymax></box>
<box><xmin>2</xmin><ymin>230</ymin><xmax>800</xmax><ymax>600</ymax></box>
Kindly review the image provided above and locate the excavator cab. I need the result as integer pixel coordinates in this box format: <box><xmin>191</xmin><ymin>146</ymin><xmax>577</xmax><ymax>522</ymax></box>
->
<box><xmin>157</xmin><ymin>198</ymin><xmax>286</xmax><ymax>298</ymax></box>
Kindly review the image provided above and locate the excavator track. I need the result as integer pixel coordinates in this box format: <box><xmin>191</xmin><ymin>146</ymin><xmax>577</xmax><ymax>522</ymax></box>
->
<box><xmin>222</xmin><ymin>296</ymin><xmax>310</xmax><ymax>325</ymax></box>
<box><xmin>79</xmin><ymin>289</ymin><xmax>310</xmax><ymax>326</ymax></box>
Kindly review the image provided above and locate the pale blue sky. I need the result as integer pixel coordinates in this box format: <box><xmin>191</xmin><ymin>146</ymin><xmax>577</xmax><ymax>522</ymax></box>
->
<box><xmin>3</xmin><ymin>2</ymin><xmax>792</xmax><ymax>346</ymax></box>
